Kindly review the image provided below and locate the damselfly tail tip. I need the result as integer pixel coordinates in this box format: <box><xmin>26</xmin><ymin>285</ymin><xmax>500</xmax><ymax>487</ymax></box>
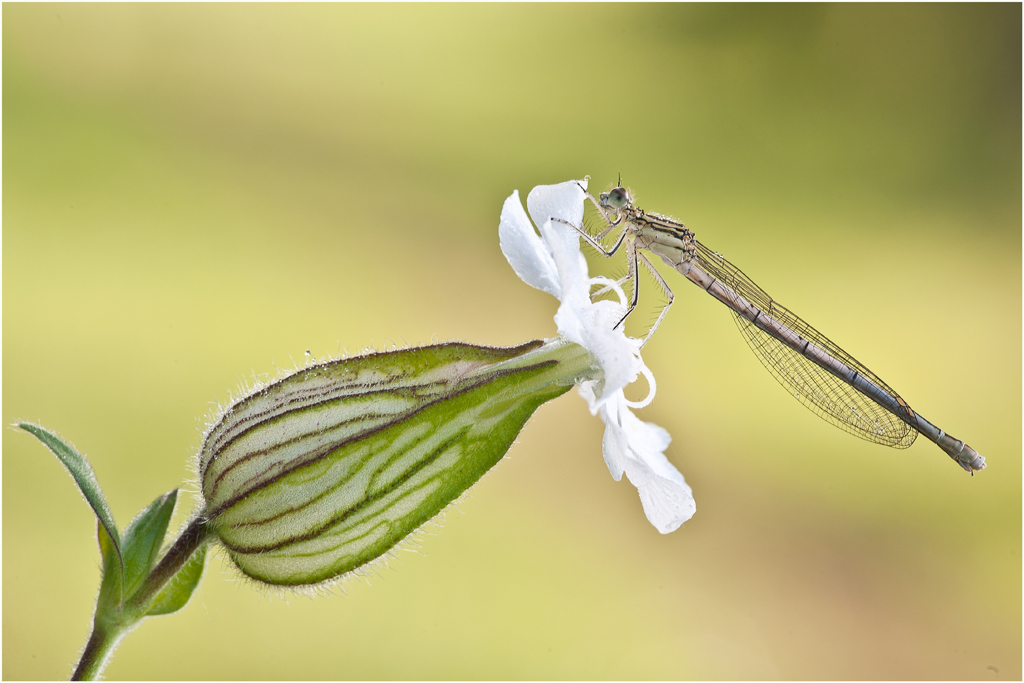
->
<box><xmin>958</xmin><ymin>443</ymin><xmax>985</xmax><ymax>474</ymax></box>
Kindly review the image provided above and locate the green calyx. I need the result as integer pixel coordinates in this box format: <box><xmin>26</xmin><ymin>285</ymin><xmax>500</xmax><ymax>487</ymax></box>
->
<box><xmin>200</xmin><ymin>337</ymin><xmax>597</xmax><ymax>586</ymax></box>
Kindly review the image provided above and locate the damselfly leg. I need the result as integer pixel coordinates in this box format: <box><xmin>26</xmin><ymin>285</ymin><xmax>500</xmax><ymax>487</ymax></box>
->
<box><xmin>554</xmin><ymin>185</ymin><xmax>677</xmax><ymax>346</ymax></box>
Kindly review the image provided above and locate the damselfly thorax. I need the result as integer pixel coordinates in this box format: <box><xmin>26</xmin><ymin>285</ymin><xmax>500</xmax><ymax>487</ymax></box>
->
<box><xmin>630</xmin><ymin>210</ymin><xmax>698</xmax><ymax>267</ymax></box>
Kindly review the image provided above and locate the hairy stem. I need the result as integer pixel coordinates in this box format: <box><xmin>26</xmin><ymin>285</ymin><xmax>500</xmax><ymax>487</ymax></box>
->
<box><xmin>128</xmin><ymin>515</ymin><xmax>212</xmax><ymax>611</ymax></box>
<box><xmin>72</xmin><ymin>516</ymin><xmax>213</xmax><ymax>681</ymax></box>
<box><xmin>71</xmin><ymin>624</ymin><xmax>124</xmax><ymax>681</ymax></box>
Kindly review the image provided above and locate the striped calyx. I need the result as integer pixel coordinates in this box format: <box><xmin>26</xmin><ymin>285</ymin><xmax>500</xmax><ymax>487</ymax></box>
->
<box><xmin>199</xmin><ymin>338</ymin><xmax>595</xmax><ymax>586</ymax></box>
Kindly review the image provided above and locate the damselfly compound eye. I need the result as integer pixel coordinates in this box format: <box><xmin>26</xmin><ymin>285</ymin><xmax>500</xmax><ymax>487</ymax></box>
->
<box><xmin>605</xmin><ymin>187</ymin><xmax>629</xmax><ymax>209</ymax></box>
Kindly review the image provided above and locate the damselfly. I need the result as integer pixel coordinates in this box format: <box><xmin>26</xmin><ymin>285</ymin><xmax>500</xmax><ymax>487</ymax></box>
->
<box><xmin>558</xmin><ymin>180</ymin><xmax>985</xmax><ymax>473</ymax></box>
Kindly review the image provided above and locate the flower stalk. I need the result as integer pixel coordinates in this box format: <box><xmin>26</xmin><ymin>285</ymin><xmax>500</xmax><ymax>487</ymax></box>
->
<box><xmin>71</xmin><ymin>516</ymin><xmax>213</xmax><ymax>679</ymax></box>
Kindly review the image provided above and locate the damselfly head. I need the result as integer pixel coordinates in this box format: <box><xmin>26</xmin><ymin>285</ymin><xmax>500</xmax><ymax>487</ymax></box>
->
<box><xmin>600</xmin><ymin>186</ymin><xmax>632</xmax><ymax>211</ymax></box>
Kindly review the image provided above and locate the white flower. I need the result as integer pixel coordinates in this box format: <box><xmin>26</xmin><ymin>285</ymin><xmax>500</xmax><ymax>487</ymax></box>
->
<box><xmin>498</xmin><ymin>179</ymin><xmax>696</xmax><ymax>533</ymax></box>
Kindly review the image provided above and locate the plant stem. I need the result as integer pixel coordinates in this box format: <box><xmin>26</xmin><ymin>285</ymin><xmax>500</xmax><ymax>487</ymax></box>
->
<box><xmin>72</xmin><ymin>515</ymin><xmax>213</xmax><ymax>681</ymax></box>
<box><xmin>71</xmin><ymin>624</ymin><xmax>126</xmax><ymax>681</ymax></box>
<box><xmin>128</xmin><ymin>515</ymin><xmax>212</xmax><ymax>610</ymax></box>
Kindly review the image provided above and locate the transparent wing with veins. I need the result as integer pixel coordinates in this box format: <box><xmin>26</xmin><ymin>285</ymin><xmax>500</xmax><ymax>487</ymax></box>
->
<box><xmin>691</xmin><ymin>239</ymin><xmax>918</xmax><ymax>448</ymax></box>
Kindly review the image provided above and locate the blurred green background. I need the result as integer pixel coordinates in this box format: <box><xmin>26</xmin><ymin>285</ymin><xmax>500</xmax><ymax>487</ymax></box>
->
<box><xmin>4</xmin><ymin>4</ymin><xmax>1020</xmax><ymax>680</ymax></box>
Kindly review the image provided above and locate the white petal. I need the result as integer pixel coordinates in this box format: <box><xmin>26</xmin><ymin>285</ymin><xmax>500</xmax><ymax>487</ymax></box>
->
<box><xmin>599</xmin><ymin>393</ymin><xmax>694</xmax><ymax>534</ymax></box>
<box><xmin>498</xmin><ymin>190</ymin><xmax>561</xmax><ymax>298</ymax></box>
<box><xmin>631</xmin><ymin>464</ymin><xmax>696</xmax><ymax>534</ymax></box>
<box><xmin>614</xmin><ymin>400</ymin><xmax>679</xmax><ymax>484</ymax></box>
<box><xmin>525</xmin><ymin>179</ymin><xmax>588</xmax><ymax>248</ymax></box>
<box><xmin>568</xmin><ymin>300</ymin><xmax>637</xmax><ymax>403</ymax></box>
<box><xmin>599</xmin><ymin>401</ymin><xmax>627</xmax><ymax>481</ymax></box>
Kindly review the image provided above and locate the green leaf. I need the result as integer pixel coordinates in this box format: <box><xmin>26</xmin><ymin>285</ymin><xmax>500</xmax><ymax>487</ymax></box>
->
<box><xmin>145</xmin><ymin>542</ymin><xmax>208</xmax><ymax>616</ymax></box>
<box><xmin>98</xmin><ymin>518</ymin><xmax>118</xmax><ymax>566</ymax></box>
<box><xmin>120</xmin><ymin>490</ymin><xmax>178</xmax><ymax>598</ymax></box>
<box><xmin>96</xmin><ymin>519</ymin><xmax>125</xmax><ymax>613</ymax></box>
<box><xmin>17</xmin><ymin>422</ymin><xmax>123</xmax><ymax>573</ymax></box>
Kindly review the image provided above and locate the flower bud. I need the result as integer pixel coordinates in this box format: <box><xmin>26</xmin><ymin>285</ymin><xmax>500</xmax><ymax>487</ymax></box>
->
<box><xmin>199</xmin><ymin>338</ymin><xmax>594</xmax><ymax>586</ymax></box>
